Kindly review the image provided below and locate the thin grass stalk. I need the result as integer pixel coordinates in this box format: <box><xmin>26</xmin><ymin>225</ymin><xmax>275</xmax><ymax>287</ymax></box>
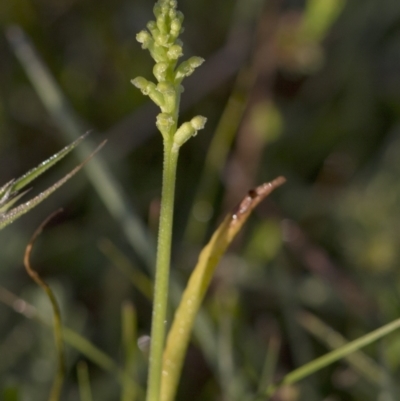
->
<box><xmin>264</xmin><ymin>316</ymin><xmax>400</xmax><ymax>398</ymax></box>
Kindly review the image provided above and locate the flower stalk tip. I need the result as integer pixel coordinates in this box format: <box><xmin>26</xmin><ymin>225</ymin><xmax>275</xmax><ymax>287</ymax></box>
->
<box><xmin>133</xmin><ymin>0</ymin><xmax>206</xmax><ymax>146</ymax></box>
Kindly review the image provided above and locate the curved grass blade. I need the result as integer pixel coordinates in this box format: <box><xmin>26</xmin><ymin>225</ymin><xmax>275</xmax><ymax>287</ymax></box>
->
<box><xmin>0</xmin><ymin>140</ymin><xmax>106</xmax><ymax>231</ymax></box>
<box><xmin>24</xmin><ymin>210</ymin><xmax>66</xmax><ymax>401</ymax></box>
<box><xmin>161</xmin><ymin>176</ymin><xmax>286</xmax><ymax>401</ymax></box>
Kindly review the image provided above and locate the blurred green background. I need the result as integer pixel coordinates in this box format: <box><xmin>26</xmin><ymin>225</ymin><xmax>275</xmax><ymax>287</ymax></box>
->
<box><xmin>1</xmin><ymin>0</ymin><xmax>400</xmax><ymax>400</ymax></box>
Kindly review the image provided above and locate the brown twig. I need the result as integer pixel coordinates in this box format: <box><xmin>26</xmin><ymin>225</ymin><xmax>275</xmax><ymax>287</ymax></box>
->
<box><xmin>24</xmin><ymin>209</ymin><xmax>66</xmax><ymax>401</ymax></box>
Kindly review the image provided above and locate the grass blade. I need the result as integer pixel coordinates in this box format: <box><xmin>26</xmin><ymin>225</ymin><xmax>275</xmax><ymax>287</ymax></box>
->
<box><xmin>0</xmin><ymin>140</ymin><xmax>105</xmax><ymax>231</ymax></box>
<box><xmin>0</xmin><ymin>134</ymin><xmax>87</xmax><ymax>212</ymax></box>
<box><xmin>161</xmin><ymin>177</ymin><xmax>286</xmax><ymax>401</ymax></box>
<box><xmin>264</xmin><ymin>315</ymin><xmax>400</xmax><ymax>398</ymax></box>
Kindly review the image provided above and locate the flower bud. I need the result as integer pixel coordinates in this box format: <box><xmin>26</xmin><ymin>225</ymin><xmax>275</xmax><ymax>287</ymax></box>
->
<box><xmin>131</xmin><ymin>76</ymin><xmax>150</xmax><ymax>93</ymax></box>
<box><xmin>157</xmin><ymin>13</ymin><xmax>168</xmax><ymax>35</ymax></box>
<box><xmin>190</xmin><ymin>115</ymin><xmax>207</xmax><ymax>132</ymax></box>
<box><xmin>153</xmin><ymin>62</ymin><xmax>169</xmax><ymax>82</ymax></box>
<box><xmin>136</xmin><ymin>30</ymin><xmax>152</xmax><ymax>49</ymax></box>
<box><xmin>132</xmin><ymin>77</ymin><xmax>164</xmax><ymax>107</ymax></box>
<box><xmin>155</xmin><ymin>33</ymin><xmax>169</xmax><ymax>46</ymax></box>
<box><xmin>175</xmin><ymin>57</ymin><xmax>204</xmax><ymax>82</ymax></box>
<box><xmin>173</xmin><ymin>115</ymin><xmax>207</xmax><ymax>147</ymax></box>
<box><xmin>170</xmin><ymin>18</ymin><xmax>182</xmax><ymax>37</ymax></box>
<box><xmin>167</xmin><ymin>44</ymin><xmax>183</xmax><ymax>60</ymax></box>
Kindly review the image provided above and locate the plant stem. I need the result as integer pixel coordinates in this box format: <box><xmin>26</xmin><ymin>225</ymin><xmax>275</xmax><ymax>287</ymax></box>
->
<box><xmin>146</xmin><ymin>138</ymin><xmax>179</xmax><ymax>401</ymax></box>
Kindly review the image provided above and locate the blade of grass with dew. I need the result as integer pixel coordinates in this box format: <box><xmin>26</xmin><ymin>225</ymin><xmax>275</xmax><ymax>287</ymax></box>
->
<box><xmin>161</xmin><ymin>176</ymin><xmax>286</xmax><ymax>401</ymax></box>
<box><xmin>0</xmin><ymin>134</ymin><xmax>87</xmax><ymax>214</ymax></box>
<box><xmin>121</xmin><ymin>302</ymin><xmax>138</xmax><ymax>401</ymax></box>
<box><xmin>24</xmin><ymin>210</ymin><xmax>67</xmax><ymax>401</ymax></box>
<box><xmin>77</xmin><ymin>361</ymin><xmax>93</xmax><ymax>401</ymax></box>
<box><xmin>263</xmin><ymin>315</ymin><xmax>400</xmax><ymax>399</ymax></box>
<box><xmin>5</xmin><ymin>25</ymin><xmax>155</xmax><ymax>269</ymax></box>
<box><xmin>9</xmin><ymin>135</ymin><xmax>88</xmax><ymax>196</ymax></box>
<box><xmin>0</xmin><ymin>140</ymin><xmax>106</xmax><ymax>231</ymax></box>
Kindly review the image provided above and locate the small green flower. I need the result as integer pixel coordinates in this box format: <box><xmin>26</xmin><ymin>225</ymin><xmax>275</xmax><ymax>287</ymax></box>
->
<box><xmin>133</xmin><ymin>0</ymin><xmax>206</xmax><ymax>146</ymax></box>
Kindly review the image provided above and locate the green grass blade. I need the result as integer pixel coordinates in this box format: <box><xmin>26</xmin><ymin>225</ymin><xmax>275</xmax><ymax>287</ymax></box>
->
<box><xmin>264</xmin><ymin>315</ymin><xmax>400</xmax><ymax>398</ymax></box>
<box><xmin>161</xmin><ymin>177</ymin><xmax>286</xmax><ymax>401</ymax></box>
<box><xmin>0</xmin><ymin>140</ymin><xmax>105</xmax><ymax>231</ymax></box>
<box><xmin>12</xmin><ymin>134</ymin><xmax>88</xmax><ymax>193</ymax></box>
<box><xmin>298</xmin><ymin>311</ymin><xmax>386</xmax><ymax>385</ymax></box>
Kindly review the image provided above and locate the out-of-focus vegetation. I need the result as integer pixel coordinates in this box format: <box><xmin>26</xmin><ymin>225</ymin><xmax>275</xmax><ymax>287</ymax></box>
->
<box><xmin>1</xmin><ymin>0</ymin><xmax>400</xmax><ymax>400</ymax></box>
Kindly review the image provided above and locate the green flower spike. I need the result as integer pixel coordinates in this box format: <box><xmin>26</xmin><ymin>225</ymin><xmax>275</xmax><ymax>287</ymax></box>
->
<box><xmin>132</xmin><ymin>2</ymin><xmax>207</xmax><ymax>401</ymax></box>
<box><xmin>132</xmin><ymin>0</ymin><xmax>206</xmax><ymax>144</ymax></box>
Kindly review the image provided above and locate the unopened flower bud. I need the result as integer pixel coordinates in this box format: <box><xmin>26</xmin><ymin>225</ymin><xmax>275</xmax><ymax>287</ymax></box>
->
<box><xmin>173</xmin><ymin>115</ymin><xmax>207</xmax><ymax>147</ymax></box>
<box><xmin>190</xmin><ymin>115</ymin><xmax>207</xmax><ymax>131</ymax></box>
<box><xmin>132</xmin><ymin>77</ymin><xmax>164</xmax><ymax>107</ymax></box>
<box><xmin>170</xmin><ymin>18</ymin><xmax>182</xmax><ymax>36</ymax></box>
<box><xmin>167</xmin><ymin>44</ymin><xmax>183</xmax><ymax>60</ymax></box>
<box><xmin>153</xmin><ymin>62</ymin><xmax>169</xmax><ymax>82</ymax></box>
<box><xmin>175</xmin><ymin>57</ymin><xmax>204</xmax><ymax>82</ymax></box>
<box><xmin>136</xmin><ymin>31</ymin><xmax>152</xmax><ymax>49</ymax></box>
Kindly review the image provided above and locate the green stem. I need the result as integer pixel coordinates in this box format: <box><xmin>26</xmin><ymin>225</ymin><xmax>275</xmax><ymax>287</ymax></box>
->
<box><xmin>146</xmin><ymin>139</ymin><xmax>179</xmax><ymax>401</ymax></box>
